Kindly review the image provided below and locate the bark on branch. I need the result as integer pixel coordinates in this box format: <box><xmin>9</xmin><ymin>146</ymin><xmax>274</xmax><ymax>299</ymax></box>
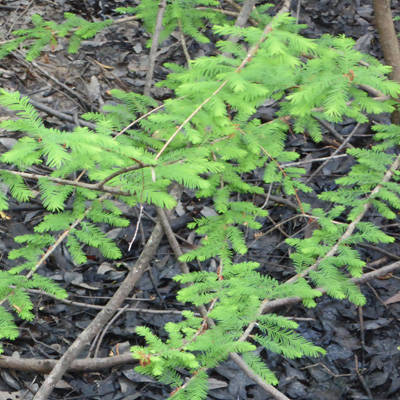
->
<box><xmin>0</xmin><ymin>354</ymin><xmax>135</xmax><ymax>374</ymax></box>
<box><xmin>372</xmin><ymin>0</ymin><xmax>400</xmax><ymax>123</ymax></box>
<box><xmin>32</xmin><ymin>222</ymin><xmax>165</xmax><ymax>400</ymax></box>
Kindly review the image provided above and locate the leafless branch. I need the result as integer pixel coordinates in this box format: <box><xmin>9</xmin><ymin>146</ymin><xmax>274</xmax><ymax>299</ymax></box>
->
<box><xmin>32</xmin><ymin>221</ymin><xmax>165</xmax><ymax>400</ymax></box>
<box><xmin>0</xmin><ymin>353</ymin><xmax>135</xmax><ymax>373</ymax></box>
<box><xmin>144</xmin><ymin>0</ymin><xmax>167</xmax><ymax>96</ymax></box>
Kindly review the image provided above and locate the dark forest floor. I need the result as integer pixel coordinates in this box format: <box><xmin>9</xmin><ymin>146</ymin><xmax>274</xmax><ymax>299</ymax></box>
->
<box><xmin>0</xmin><ymin>1</ymin><xmax>400</xmax><ymax>399</ymax></box>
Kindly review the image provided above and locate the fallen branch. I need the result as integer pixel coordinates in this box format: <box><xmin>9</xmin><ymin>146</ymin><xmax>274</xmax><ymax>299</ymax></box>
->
<box><xmin>28</xmin><ymin>98</ymin><xmax>96</xmax><ymax>130</ymax></box>
<box><xmin>29</xmin><ymin>288</ymin><xmax>192</xmax><ymax>315</ymax></box>
<box><xmin>0</xmin><ymin>259</ymin><xmax>398</xmax><ymax>376</ymax></box>
<box><xmin>227</xmin><ymin>0</ymin><xmax>258</xmax><ymax>44</ymax></box>
<box><xmin>229</xmin><ymin>352</ymin><xmax>291</xmax><ymax>400</ymax></box>
<box><xmin>0</xmin><ymin>353</ymin><xmax>135</xmax><ymax>374</ymax></box>
<box><xmin>144</xmin><ymin>0</ymin><xmax>167</xmax><ymax>96</ymax></box>
<box><xmin>32</xmin><ymin>221</ymin><xmax>165</xmax><ymax>400</ymax></box>
<box><xmin>261</xmin><ymin>259</ymin><xmax>400</xmax><ymax>314</ymax></box>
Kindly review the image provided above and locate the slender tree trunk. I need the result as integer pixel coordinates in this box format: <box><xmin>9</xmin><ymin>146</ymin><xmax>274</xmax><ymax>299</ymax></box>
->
<box><xmin>372</xmin><ymin>0</ymin><xmax>400</xmax><ymax>123</ymax></box>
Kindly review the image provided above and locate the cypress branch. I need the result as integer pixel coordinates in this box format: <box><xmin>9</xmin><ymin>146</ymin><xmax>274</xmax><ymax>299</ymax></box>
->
<box><xmin>1</xmin><ymin>4</ymin><xmax>400</xmax><ymax>399</ymax></box>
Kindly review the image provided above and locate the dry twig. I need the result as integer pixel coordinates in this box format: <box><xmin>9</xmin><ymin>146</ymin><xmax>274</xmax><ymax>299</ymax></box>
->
<box><xmin>32</xmin><ymin>222</ymin><xmax>165</xmax><ymax>400</ymax></box>
<box><xmin>144</xmin><ymin>0</ymin><xmax>167</xmax><ymax>96</ymax></box>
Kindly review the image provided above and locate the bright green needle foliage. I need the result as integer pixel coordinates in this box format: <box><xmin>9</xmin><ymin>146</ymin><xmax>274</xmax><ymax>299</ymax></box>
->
<box><xmin>131</xmin><ymin>261</ymin><xmax>324</xmax><ymax>392</ymax></box>
<box><xmin>1</xmin><ymin>5</ymin><xmax>400</xmax><ymax>398</ymax></box>
<box><xmin>0</xmin><ymin>268</ymin><xmax>67</xmax><ymax>352</ymax></box>
<box><xmin>117</xmin><ymin>0</ymin><xmax>228</xmax><ymax>46</ymax></box>
<box><xmin>0</xmin><ymin>13</ymin><xmax>112</xmax><ymax>61</ymax></box>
